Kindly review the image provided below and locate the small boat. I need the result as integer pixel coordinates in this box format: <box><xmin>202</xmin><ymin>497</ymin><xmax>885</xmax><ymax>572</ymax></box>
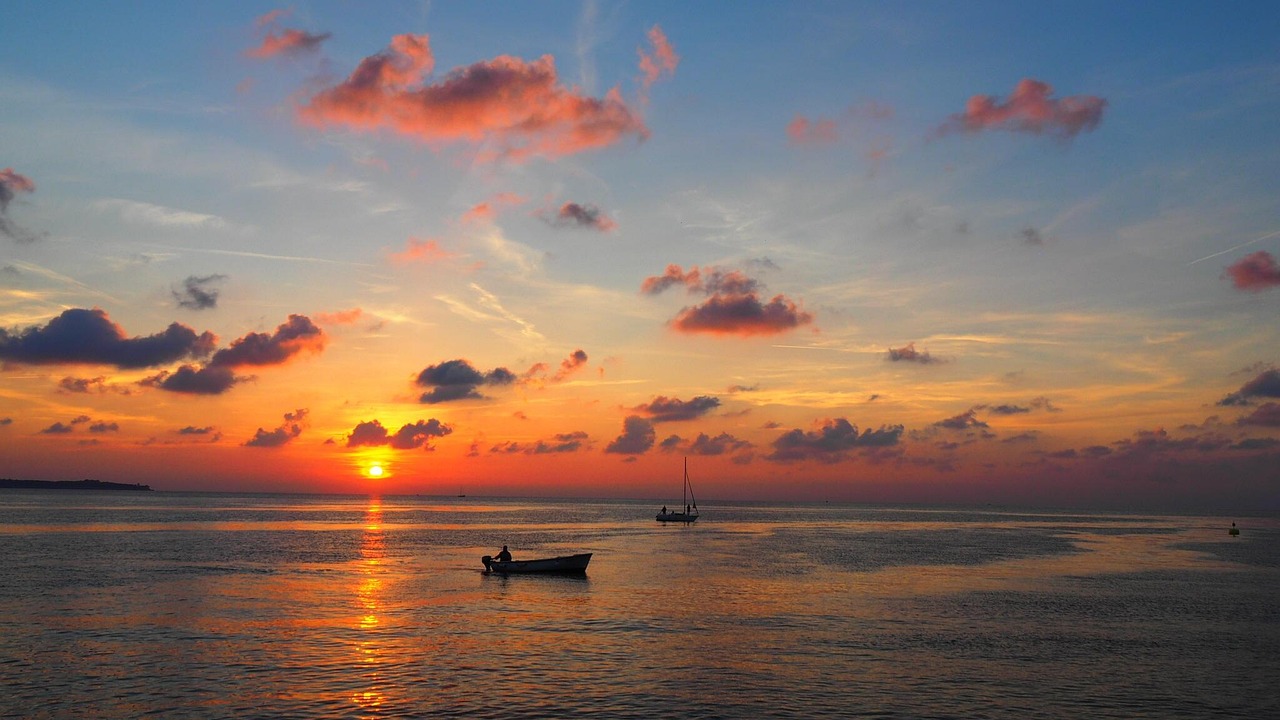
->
<box><xmin>657</xmin><ymin>457</ymin><xmax>699</xmax><ymax>523</ymax></box>
<box><xmin>482</xmin><ymin>552</ymin><xmax>592</xmax><ymax>574</ymax></box>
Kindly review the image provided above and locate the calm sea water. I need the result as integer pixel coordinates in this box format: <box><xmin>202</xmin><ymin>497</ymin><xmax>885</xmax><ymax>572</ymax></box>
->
<box><xmin>0</xmin><ymin>491</ymin><xmax>1276</xmax><ymax>719</ymax></box>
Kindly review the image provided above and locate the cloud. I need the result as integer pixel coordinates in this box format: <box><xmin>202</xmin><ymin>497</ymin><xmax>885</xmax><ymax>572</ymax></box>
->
<box><xmin>346</xmin><ymin>418</ymin><xmax>453</xmax><ymax>450</ymax></box>
<box><xmin>672</xmin><ymin>294</ymin><xmax>812</xmax><ymax>336</ymax></box>
<box><xmin>634</xmin><ymin>395</ymin><xmax>720</xmax><ymax>422</ymax></box>
<box><xmin>888</xmin><ymin>342</ymin><xmax>941</xmax><ymax>364</ymax></box>
<box><xmin>299</xmin><ymin>33</ymin><xmax>651</xmax><ymax>162</ymax></box>
<box><xmin>244</xmin><ymin>408</ymin><xmax>308</xmax><ymax>447</ymax></box>
<box><xmin>767</xmin><ymin>417</ymin><xmax>904</xmax><ymax>463</ymax></box>
<box><xmin>1219</xmin><ymin>368</ymin><xmax>1280</xmax><ymax>406</ymax></box>
<box><xmin>940</xmin><ymin>78</ymin><xmax>1106</xmax><ymax>139</ymax></box>
<box><xmin>146</xmin><ymin>314</ymin><xmax>325</xmax><ymax>395</ymax></box>
<box><xmin>546</xmin><ymin>202</ymin><xmax>617</xmax><ymax>232</ymax></box>
<box><xmin>553</xmin><ymin>349</ymin><xmax>589</xmax><ymax>381</ymax></box>
<box><xmin>246</xmin><ymin>28</ymin><xmax>332</xmax><ymax>59</ymax></box>
<box><xmin>605</xmin><ymin>415</ymin><xmax>655</xmax><ymax>454</ymax></box>
<box><xmin>388</xmin><ymin>237</ymin><xmax>457</xmax><ymax>265</ymax></box>
<box><xmin>58</xmin><ymin>376</ymin><xmax>106</xmax><ymax>394</ymax></box>
<box><xmin>315</xmin><ymin>308</ymin><xmax>364</xmax><ymax>325</ymax></box>
<box><xmin>637</xmin><ymin>25</ymin><xmax>679</xmax><ymax>94</ymax></box>
<box><xmin>1019</xmin><ymin>227</ymin><xmax>1046</xmax><ymax>246</ymax></box>
<box><xmin>173</xmin><ymin>274</ymin><xmax>227</xmax><ymax>310</ymax></box>
<box><xmin>1238</xmin><ymin>402</ymin><xmax>1280</xmax><ymax>427</ymax></box>
<box><xmin>89</xmin><ymin>422</ymin><xmax>119</xmax><ymax>433</ymax></box>
<box><xmin>0</xmin><ymin>308</ymin><xmax>217</xmax><ymax>369</ymax></box>
<box><xmin>490</xmin><ymin>431</ymin><xmax>591</xmax><ymax>455</ymax></box>
<box><xmin>662</xmin><ymin>431</ymin><xmax>753</xmax><ymax>456</ymax></box>
<box><xmin>642</xmin><ymin>264</ymin><xmax>810</xmax><ymax>336</ymax></box>
<box><xmin>1</xmin><ymin>167</ymin><xmax>39</xmax><ymax>242</ymax></box>
<box><xmin>178</xmin><ymin>425</ymin><xmax>217</xmax><ymax>435</ymax></box>
<box><xmin>207</xmin><ymin>314</ymin><xmax>325</xmax><ymax>367</ymax></box>
<box><xmin>461</xmin><ymin>192</ymin><xmax>527</xmax><ymax>224</ymax></box>
<box><xmin>934</xmin><ymin>408</ymin><xmax>989</xmax><ymax>430</ymax></box>
<box><xmin>415</xmin><ymin>358</ymin><xmax>516</xmax><ymax>403</ymax></box>
<box><xmin>1223</xmin><ymin>251</ymin><xmax>1280</xmax><ymax>291</ymax></box>
<box><xmin>787</xmin><ymin>115</ymin><xmax>838</xmax><ymax>145</ymax></box>
<box><xmin>40</xmin><ymin>422</ymin><xmax>75</xmax><ymax>434</ymax></box>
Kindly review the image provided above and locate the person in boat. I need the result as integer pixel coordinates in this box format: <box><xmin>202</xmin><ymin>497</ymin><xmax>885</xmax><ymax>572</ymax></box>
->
<box><xmin>686</xmin><ymin>504</ymin><xmax>691</xmax><ymax>515</ymax></box>
<box><xmin>496</xmin><ymin>545</ymin><xmax>512</xmax><ymax>562</ymax></box>
<box><xmin>661</xmin><ymin>505</ymin><xmax>667</xmax><ymax>515</ymax></box>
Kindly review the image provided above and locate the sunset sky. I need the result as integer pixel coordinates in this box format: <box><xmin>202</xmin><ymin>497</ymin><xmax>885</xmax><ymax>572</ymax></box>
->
<box><xmin>2</xmin><ymin>2</ymin><xmax>1278</xmax><ymax>509</ymax></box>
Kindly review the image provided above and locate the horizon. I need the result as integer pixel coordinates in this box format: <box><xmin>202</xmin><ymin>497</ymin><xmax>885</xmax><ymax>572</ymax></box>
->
<box><xmin>2</xmin><ymin>2</ymin><xmax>1279</xmax><ymax>513</ymax></box>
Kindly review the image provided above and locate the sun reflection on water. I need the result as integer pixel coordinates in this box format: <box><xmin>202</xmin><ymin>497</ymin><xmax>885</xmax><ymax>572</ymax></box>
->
<box><xmin>352</xmin><ymin>497</ymin><xmax>387</xmax><ymax>714</ymax></box>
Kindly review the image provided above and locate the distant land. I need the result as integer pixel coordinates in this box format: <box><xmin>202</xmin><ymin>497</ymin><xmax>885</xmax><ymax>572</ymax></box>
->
<box><xmin>0</xmin><ymin>479</ymin><xmax>153</xmax><ymax>491</ymax></box>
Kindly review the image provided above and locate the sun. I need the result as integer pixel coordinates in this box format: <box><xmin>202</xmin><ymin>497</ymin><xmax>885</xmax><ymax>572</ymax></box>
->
<box><xmin>367</xmin><ymin>463</ymin><xmax>385</xmax><ymax>479</ymax></box>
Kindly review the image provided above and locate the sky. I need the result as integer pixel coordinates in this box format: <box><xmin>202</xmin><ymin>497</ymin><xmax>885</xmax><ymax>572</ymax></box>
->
<box><xmin>2</xmin><ymin>1</ymin><xmax>1279</xmax><ymax>510</ymax></box>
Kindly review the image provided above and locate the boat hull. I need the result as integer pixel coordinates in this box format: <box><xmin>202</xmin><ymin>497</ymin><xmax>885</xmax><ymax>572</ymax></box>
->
<box><xmin>482</xmin><ymin>553</ymin><xmax>592</xmax><ymax>574</ymax></box>
<box><xmin>656</xmin><ymin>512</ymin><xmax>698</xmax><ymax>522</ymax></box>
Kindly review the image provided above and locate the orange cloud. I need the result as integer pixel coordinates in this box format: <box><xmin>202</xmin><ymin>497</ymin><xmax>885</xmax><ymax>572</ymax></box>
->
<box><xmin>461</xmin><ymin>192</ymin><xmax>527</xmax><ymax>224</ymax></box>
<box><xmin>315</xmin><ymin>308</ymin><xmax>364</xmax><ymax>325</ymax></box>
<box><xmin>299</xmin><ymin>35</ymin><xmax>649</xmax><ymax>162</ymax></box>
<box><xmin>673</xmin><ymin>293</ymin><xmax>813</xmax><ymax>337</ymax></box>
<box><xmin>389</xmin><ymin>237</ymin><xmax>456</xmax><ymax>265</ymax></box>
<box><xmin>941</xmin><ymin>78</ymin><xmax>1106</xmax><ymax>139</ymax></box>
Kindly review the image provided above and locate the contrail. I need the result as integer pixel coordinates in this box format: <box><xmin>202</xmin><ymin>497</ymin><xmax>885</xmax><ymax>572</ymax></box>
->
<box><xmin>1186</xmin><ymin>229</ymin><xmax>1280</xmax><ymax>265</ymax></box>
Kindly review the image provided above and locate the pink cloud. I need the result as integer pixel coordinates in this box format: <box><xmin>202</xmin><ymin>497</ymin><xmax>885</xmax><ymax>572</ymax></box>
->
<box><xmin>255</xmin><ymin>9</ymin><xmax>289</xmax><ymax>28</ymax></box>
<box><xmin>1224</xmin><ymin>251</ymin><xmax>1280</xmax><ymax>291</ymax></box>
<box><xmin>787</xmin><ymin>115</ymin><xmax>838</xmax><ymax>145</ymax></box>
<box><xmin>299</xmin><ymin>34</ymin><xmax>650</xmax><ymax>162</ymax></box>
<box><xmin>941</xmin><ymin>78</ymin><xmax>1106</xmax><ymax>139</ymax></box>
<box><xmin>638</xmin><ymin>25</ymin><xmax>679</xmax><ymax>92</ymax></box>
<box><xmin>246</xmin><ymin>28</ymin><xmax>331</xmax><ymax>59</ymax></box>
<box><xmin>0</xmin><ymin>168</ymin><xmax>35</xmax><ymax>196</ymax></box>
<box><xmin>389</xmin><ymin>237</ymin><xmax>456</xmax><ymax>264</ymax></box>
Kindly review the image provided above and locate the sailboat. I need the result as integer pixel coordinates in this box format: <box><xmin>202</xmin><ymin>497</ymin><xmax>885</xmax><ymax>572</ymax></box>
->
<box><xmin>656</xmin><ymin>457</ymin><xmax>699</xmax><ymax>522</ymax></box>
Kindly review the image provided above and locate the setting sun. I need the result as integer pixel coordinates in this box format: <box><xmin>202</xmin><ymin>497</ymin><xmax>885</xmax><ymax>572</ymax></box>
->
<box><xmin>366</xmin><ymin>464</ymin><xmax>384</xmax><ymax>479</ymax></box>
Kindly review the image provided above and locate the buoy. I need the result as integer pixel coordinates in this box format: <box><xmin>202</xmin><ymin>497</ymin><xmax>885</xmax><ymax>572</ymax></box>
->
<box><xmin>1229</xmin><ymin>522</ymin><xmax>1240</xmax><ymax>536</ymax></box>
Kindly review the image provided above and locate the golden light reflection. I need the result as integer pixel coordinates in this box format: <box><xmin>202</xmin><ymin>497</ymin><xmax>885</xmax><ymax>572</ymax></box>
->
<box><xmin>351</xmin><ymin>497</ymin><xmax>387</xmax><ymax>714</ymax></box>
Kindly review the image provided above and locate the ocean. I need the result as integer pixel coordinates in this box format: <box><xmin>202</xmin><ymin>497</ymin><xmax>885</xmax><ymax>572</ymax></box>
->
<box><xmin>0</xmin><ymin>492</ymin><xmax>1276</xmax><ymax>719</ymax></box>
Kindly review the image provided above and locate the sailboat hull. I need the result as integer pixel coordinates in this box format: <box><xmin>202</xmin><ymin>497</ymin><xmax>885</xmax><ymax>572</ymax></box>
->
<box><xmin>656</xmin><ymin>512</ymin><xmax>698</xmax><ymax>522</ymax></box>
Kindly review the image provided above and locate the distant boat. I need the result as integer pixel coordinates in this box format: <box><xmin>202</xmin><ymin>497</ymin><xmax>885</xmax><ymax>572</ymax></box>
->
<box><xmin>1229</xmin><ymin>522</ymin><xmax>1240</xmax><ymax>536</ymax></box>
<box><xmin>482</xmin><ymin>553</ymin><xmax>592</xmax><ymax>574</ymax></box>
<box><xmin>656</xmin><ymin>457</ymin><xmax>699</xmax><ymax>523</ymax></box>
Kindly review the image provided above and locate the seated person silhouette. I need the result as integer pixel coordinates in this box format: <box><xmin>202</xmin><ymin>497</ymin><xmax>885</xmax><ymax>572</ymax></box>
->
<box><xmin>496</xmin><ymin>545</ymin><xmax>512</xmax><ymax>562</ymax></box>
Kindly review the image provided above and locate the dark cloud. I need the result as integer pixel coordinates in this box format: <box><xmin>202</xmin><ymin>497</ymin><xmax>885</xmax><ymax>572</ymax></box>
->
<box><xmin>144</xmin><ymin>315</ymin><xmax>324</xmax><ymax>395</ymax></box>
<box><xmin>58</xmin><ymin>376</ymin><xmax>106</xmax><ymax>394</ymax></box>
<box><xmin>173</xmin><ymin>274</ymin><xmax>227</xmax><ymax>310</ymax></box>
<box><xmin>1219</xmin><ymin>368</ymin><xmax>1280</xmax><ymax>406</ymax></box>
<box><xmin>641</xmin><ymin>264</ymin><xmax>812</xmax><ymax>337</ymax></box>
<box><xmin>767</xmin><ymin>418</ymin><xmax>903</xmax><ymax>463</ymax></box>
<box><xmin>547</xmin><ymin>203</ymin><xmax>617</xmax><ymax>232</ymax></box>
<box><xmin>415</xmin><ymin>358</ymin><xmax>515</xmax><ymax>404</ymax></box>
<box><xmin>680</xmin><ymin>432</ymin><xmax>753</xmax><ymax>456</ymax></box>
<box><xmin>0</xmin><ymin>308</ymin><xmax>216</xmax><ymax>369</ymax></box>
<box><xmin>40</xmin><ymin>422</ymin><xmax>75</xmax><ymax>434</ymax></box>
<box><xmin>987</xmin><ymin>404</ymin><xmax>1031</xmax><ymax>415</ymax></box>
<box><xmin>888</xmin><ymin>342</ymin><xmax>940</xmax><ymax>364</ymax></box>
<box><xmin>935</xmin><ymin>409</ymin><xmax>989</xmax><ymax>430</ymax></box>
<box><xmin>209</xmin><ymin>315</ymin><xmax>325</xmax><ymax>367</ymax></box>
<box><xmin>146</xmin><ymin>365</ymin><xmax>239</xmax><ymax>395</ymax></box>
<box><xmin>0</xmin><ymin>167</ymin><xmax>39</xmax><ymax>242</ymax></box>
<box><xmin>178</xmin><ymin>426</ymin><xmax>217</xmax><ymax>435</ymax></box>
<box><xmin>1223</xmin><ymin>251</ymin><xmax>1280</xmax><ymax>292</ymax></box>
<box><xmin>490</xmin><ymin>431</ymin><xmax>591</xmax><ymax>455</ymax></box>
<box><xmin>634</xmin><ymin>395</ymin><xmax>720</xmax><ymax>422</ymax></box>
<box><xmin>1231</xmin><ymin>437</ymin><xmax>1280</xmax><ymax>450</ymax></box>
<box><xmin>605</xmin><ymin>415</ymin><xmax>655</xmax><ymax>454</ymax></box>
<box><xmin>1238</xmin><ymin>402</ymin><xmax>1280</xmax><ymax>427</ymax></box>
<box><xmin>1018</xmin><ymin>227</ymin><xmax>1045</xmax><ymax>246</ymax></box>
<box><xmin>89</xmin><ymin>422</ymin><xmax>119</xmax><ymax>433</ymax></box>
<box><xmin>0</xmin><ymin>417</ymin><xmax>13</xmax><ymax>426</ymax></box>
<box><xmin>244</xmin><ymin>408</ymin><xmax>308</xmax><ymax>448</ymax></box>
<box><xmin>346</xmin><ymin>418</ymin><xmax>453</xmax><ymax>450</ymax></box>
